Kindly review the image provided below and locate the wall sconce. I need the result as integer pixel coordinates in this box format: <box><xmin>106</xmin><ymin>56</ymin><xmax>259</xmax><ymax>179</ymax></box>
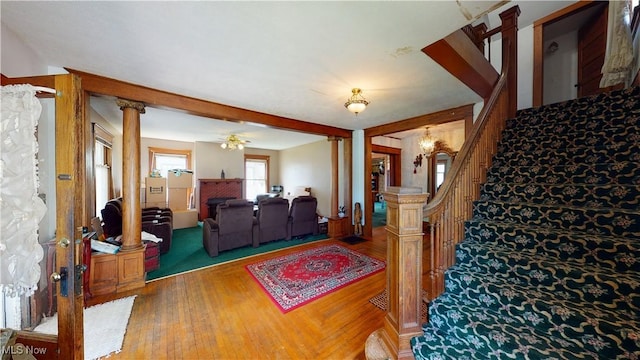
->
<box><xmin>413</xmin><ymin>154</ymin><xmax>423</xmax><ymax>174</ymax></box>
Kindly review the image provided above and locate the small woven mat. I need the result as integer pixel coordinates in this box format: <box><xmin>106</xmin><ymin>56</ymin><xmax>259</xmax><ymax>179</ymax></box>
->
<box><xmin>369</xmin><ymin>289</ymin><xmax>429</xmax><ymax>322</ymax></box>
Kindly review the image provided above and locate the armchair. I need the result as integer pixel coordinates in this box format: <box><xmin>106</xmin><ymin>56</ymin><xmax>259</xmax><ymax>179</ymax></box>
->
<box><xmin>203</xmin><ymin>199</ymin><xmax>258</xmax><ymax>257</ymax></box>
<box><xmin>256</xmin><ymin>197</ymin><xmax>290</xmax><ymax>244</ymax></box>
<box><xmin>288</xmin><ymin>196</ymin><xmax>319</xmax><ymax>238</ymax></box>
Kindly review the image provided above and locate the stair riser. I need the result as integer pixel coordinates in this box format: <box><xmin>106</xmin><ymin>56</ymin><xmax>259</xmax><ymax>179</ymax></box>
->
<box><xmin>444</xmin><ymin>267</ymin><xmax>639</xmax><ymax>321</ymax></box>
<box><xmin>480</xmin><ymin>183</ymin><xmax>640</xmax><ymax>210</ymax></box>
<box><xmin>465</xmin><ymin>220</ymin><xmax>640</xmax><ymax>272</ymax></box>
<box><xmin>500</xmin><ymin>127</ymin><xmax>640</xmax><ymax>152</ymax></box>
<box><xmin>493</xmin><ymin>143</ymin><xmax>640</xmax><ymax>167</ymax></box>
<box><xmin>455</xmin><ymin>243</ymin><xmax>640</xmax><ymax>302</ymax></box>
<box><xmin>505</xmin><ymin>111</ymin><xmax>640</xmax><ymax>135</ymax></box>
<box><xmin>473</xmin><ymin>201</ymin><xmax>640</xmax><ymax>239</ymax></box>
<box><xmin>427</xmin><ymin>294</ymin><xmax>639</xmax><ymax>357</ymax></box>
<box><xmin>512</xmin><ymin>86</ymin><xmax>640</xmax><ymax>127</ymax></box>
<box><xmin>486</xmin><ymin>163</ymin><xmax>640</xmax><ymax>186</ymax></box>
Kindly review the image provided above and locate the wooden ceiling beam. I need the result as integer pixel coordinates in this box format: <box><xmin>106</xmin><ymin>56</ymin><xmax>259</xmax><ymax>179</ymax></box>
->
<box><xmin>1</xmin><ymin>74</ymin><xmax>57</xmax><ymax>98</ymax></box>
<box><xmin>65</xmin><ymin>68</ymin><xmax>352</xmax><ymax>139</ymax></box>
<box><xmin>365</xmin><ymin>104</ymin><xmax>473</xmax><ymax>137</ymax></box>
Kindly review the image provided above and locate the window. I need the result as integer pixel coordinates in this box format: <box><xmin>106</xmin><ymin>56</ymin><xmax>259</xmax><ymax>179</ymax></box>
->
<box><xmin>94</xmin><ymin>124</ymin><xmax>113</xmax><ymax>216</ymax></box>
<box><xmin>148</xmin><ymin>147</ymin><xmax>191</xmax><ymax>178</ymax></box>
<box><xmin>435</xmin><ymin>161</ymin><xmax>446</xmax><ymax>190</ymax></box>
<box><xmin>245</xmin><ymin>155</ymin><xmax>269</xmax><ymax>201</ymax></box>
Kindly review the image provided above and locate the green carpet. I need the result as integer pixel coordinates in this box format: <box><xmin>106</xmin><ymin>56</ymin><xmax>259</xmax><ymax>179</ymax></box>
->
<box><xmin>372</xmin><ymin>202</ymin><xmax>386</xmax><ymax>228</ymax></box>
<box><xmin>146</xmin><ymin>223</ymin><xmax>329</xmax><ymax>281</ymax></box>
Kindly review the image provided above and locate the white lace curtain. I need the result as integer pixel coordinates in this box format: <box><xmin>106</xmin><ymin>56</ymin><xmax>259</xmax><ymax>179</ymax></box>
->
<box><xmin>0</xmin><ymin>84</ymin><xmax>47</xmax><ymax>297</ymax></box>
<box><xmin>600</xmin><ymin>0</ymin><xmax>635</xmax><ymax>88</ymax></box>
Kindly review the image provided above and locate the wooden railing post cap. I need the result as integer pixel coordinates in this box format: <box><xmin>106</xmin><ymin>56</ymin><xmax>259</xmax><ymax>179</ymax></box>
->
<box><xmin>383</xmin><ymin>186</ymin><xmax>429</xmax><ymax>203</ymax></box>
<box><xmin>500</xmin><ymin>5</ymin><xmax>521</xmax><ymax>22</ymax></box>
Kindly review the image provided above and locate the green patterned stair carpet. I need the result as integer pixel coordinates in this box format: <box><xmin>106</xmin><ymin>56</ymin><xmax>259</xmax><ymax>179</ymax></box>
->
<box><xmin>411</xmin><ymin>86</ymin><xmax>640</xmax><ymax>359</ymax></box>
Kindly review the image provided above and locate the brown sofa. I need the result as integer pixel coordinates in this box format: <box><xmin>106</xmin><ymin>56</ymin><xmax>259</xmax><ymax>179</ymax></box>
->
<box><xmin>256</xmin><ymin>197</ymin><xmax>291</xmax><ymax>244</ymax></box>
<box><xmin>203</xmin><ymin>199</ymin><xmax>258</xmax><ymax>257</ymax></box>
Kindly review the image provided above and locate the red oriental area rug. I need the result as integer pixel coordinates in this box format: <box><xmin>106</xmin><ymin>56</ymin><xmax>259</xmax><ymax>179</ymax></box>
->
<box><xmin>246</xmin><ymin>244</ymin><xmax>385</xmax><ymax>313</ymax></box>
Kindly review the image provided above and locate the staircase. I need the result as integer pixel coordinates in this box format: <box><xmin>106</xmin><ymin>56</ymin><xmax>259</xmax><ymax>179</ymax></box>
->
<box><xmin>411</xmin><ymin>86</ymin><xmax>640</xmax><ymax>359</ymax></box>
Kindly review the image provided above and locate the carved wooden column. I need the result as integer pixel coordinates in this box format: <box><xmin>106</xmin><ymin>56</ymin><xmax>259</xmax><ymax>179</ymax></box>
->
<box><xmin>327</xmin><ymin>136</ymin><xmax>348</xmax><ymax>238</ymax></box>
<box><xmin>115</xmin><ymin>98</ymin><xmax>146</xmax><ymax>292</ymax></box>
<box><xmin>366</xmin><ymin>187</ymin><xmax>428</xmax><ymax>359</ymax></box>
<box><xmin>116</xmin><ymin>99</ymin><xmax>145</xmax><ymax>251</ymax></box>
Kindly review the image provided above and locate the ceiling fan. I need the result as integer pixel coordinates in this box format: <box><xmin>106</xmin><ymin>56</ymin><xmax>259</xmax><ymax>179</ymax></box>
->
<box><xmin>219</xmin><ymin>134</ymin><xmax>251</xmax><ymax>150</ymax></box>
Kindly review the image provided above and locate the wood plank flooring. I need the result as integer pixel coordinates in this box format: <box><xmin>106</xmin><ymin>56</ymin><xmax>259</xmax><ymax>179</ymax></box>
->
<box><xmin>86</xmin><ymin>227</ymin><xmax>430</xmax><ymax>359</ymax></box>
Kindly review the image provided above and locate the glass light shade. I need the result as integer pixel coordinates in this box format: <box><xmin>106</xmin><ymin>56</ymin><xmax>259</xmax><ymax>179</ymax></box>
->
<box><xmin>346</xmin><ymin>101</ymin><xmax>367</xmax><ymax>114</ymax></box>
<box><xmin>344</xmin><ymin>88</ymin><xmax>369</xmax><ymax>114</ymax></box>
<box><xmin>419</xmin><ymin>128</ymin><xmax>435</xmax><ymax>157</ymax></box>
<box><xmin>220</xmin><ymin>142</ymin><xmax>228</xmax><ymax>149</ymax></box>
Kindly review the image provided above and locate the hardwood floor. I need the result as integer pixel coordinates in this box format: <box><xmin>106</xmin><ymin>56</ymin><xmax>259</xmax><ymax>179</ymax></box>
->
<box><xmin>86</xmin><ymin>226</ymin><xmax>430</xmax><ymax>359</ymax></box>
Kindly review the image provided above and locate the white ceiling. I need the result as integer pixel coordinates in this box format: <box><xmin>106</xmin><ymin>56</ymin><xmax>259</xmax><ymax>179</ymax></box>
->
<box><xmin>1</xmin><ymin>1</ymin><xmax>577</xmax><ymax>150</ymax></box>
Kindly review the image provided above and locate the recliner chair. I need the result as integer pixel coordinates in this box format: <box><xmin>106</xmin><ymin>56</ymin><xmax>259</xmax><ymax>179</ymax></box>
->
<box><xmin>256</xmin><ymin>197</ymin><xmax>290</xmax><ymax>244</ymax></box>
<box><xmin>203</xmin><ymin>199</ymin><xmax>258</xmax><ymax>257</ymax></box>
<box><xmin>288</xmin><ymin>196</ymin><xmax>319</xmax><ymax>238</ymax></box>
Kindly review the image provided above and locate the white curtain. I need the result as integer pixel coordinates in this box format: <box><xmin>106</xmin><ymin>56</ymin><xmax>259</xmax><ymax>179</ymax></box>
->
<box><xmin>0</xmin><ymin>84</ymin><xmax>47</xmax><ymax>297</ymax></box>
<box><xmin>600</xmin><ymin>0</ymin><xmax>635</xmax><ymax>88</ymax></box>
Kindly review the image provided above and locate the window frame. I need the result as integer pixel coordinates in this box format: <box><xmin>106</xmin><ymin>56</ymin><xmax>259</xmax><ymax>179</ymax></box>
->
<box><xmin>244</xmin><ymin>154</ymin><xmax>270</xmax><ymax>200</ymax></box>
<box><xmin>148</xmin><ymin>147</ymin><xmax>192</xmax><ymax>177</ymax></box>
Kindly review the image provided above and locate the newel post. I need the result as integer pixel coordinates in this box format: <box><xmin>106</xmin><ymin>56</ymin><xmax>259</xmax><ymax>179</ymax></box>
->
<box><xmin>365</xmin><ymin>187</ymin><xmax>429</xmax><ymax>359</ymax></box>
<box><xmin>500</xmin><ymin>5</ymin><xmax>521</xmax><ymax>118</ymax></box>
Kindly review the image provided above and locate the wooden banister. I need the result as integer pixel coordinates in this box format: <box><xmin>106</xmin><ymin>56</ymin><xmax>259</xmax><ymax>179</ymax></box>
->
<box><xmin>424</xmin><ymin>10</ymin><xmax>518</xmax><ymax>300</ymax></box>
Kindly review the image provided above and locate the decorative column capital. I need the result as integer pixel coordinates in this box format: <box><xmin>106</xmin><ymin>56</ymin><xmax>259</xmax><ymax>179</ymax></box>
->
<box><xmin>116</xmin><ymin>98</ymin><xmax>146</xmax><ymax>114</ymax></box>
<box><xmin>327</xmin><ymin>135</ymin><xmax>343</xmax><ymax>142</ymax></box>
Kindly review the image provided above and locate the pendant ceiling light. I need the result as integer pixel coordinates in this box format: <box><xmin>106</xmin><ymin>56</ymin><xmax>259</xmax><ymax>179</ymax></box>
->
<box><xmin>344</xmin><ymin>88</ymin><xmax>369</xmax><ymax>115</ymax></box>
<box><xmin>419</xmin><ymin>127</ymin><xmax>436</xmax><ymax>158</ymax></box>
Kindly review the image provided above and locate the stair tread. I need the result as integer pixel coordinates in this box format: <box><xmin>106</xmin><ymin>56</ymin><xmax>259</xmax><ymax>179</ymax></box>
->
<box><xmin>466</xmin><ymin>218</ymin><xmax>639</xmax><ymax>244</ymax></box>
<box><xmin>457</xmin><ymin>240</ymin><xmax>639</xmax><ymax>279</ymax></box>
<box><xmin>426</xmin><ymin>292</ymin><xmax>640</xmax><ymax>357</ymax></box>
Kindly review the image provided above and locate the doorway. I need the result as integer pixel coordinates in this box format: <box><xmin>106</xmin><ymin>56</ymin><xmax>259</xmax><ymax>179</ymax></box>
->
<box><xmin>534</xmin><ymin>2</ymin><xmax>610</xmax><ymax>106</ymax></box>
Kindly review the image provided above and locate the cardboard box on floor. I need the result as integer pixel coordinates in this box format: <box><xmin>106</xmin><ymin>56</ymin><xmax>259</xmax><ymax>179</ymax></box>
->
<box><xmin>173</xmin><ymin>209</ymin><xmax>198</xmax><ymax>229</ymax></box>
<box><xmin>168</xmin><ymin>188</ymin><xmax>189</xmax><ymax>210</ymax></box>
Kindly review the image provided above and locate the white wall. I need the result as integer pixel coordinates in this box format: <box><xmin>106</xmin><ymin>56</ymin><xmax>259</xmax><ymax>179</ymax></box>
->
<box><xmin>489</xmin><ymin>24</ymin><xmax>535</xmax><ymax>110</ymax></box>
<box><xmin>280</xmin><ymin>140</ymin><xmax>331</xmax><ymax>217</ymax></box>
<box><xmin>1</xmin><ymin>23</ymin><xmax>48</xmax><ymax>77</ymax></box>
<box><xmin>544</xmin><ymin>31</ymin><xmax>579</xmax><ymax>104</ymax></box>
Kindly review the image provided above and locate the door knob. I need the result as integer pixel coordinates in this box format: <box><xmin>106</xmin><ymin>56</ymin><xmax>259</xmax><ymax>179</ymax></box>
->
<box><xmin>58</xmin><ymin>238</ymin><xmax>70</xmax><ymax>248</ymax></box>
<box><xmin>50</xmin><ymin>272</ymin><xmax>63</xmax><ymax>282</ymax></box>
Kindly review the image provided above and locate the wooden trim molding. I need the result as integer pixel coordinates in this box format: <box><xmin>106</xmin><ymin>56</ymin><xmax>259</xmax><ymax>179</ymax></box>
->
<box><xmin>66</xmin><ymin>68</ymin><xmax>352</xmax><ymax>139</ymax></box>
<box><xmin>365</xmin><ymin>104</ymin><xmax>474</xmax><ymax>138</ymax></box>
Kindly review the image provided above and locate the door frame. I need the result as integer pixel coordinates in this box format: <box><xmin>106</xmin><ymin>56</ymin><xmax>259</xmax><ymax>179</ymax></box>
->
<box><xmin>532</xmin><ymin>1</ymin><xmax>603</xmax><ymax>106</ymax></box>
<box><xmin>1</xmin><ymin>74</ymin><xmax>87</xmax><ymax>359</ymax></box>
